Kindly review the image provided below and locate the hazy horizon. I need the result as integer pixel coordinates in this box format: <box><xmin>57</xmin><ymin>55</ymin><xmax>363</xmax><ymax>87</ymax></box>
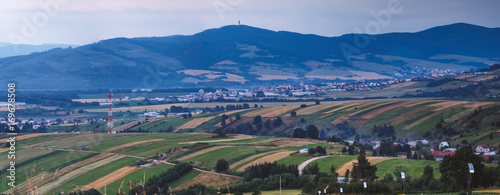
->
<box><xmin>1</xmin><ymin>0</ymin><xmax>499</xmax><ymax>45</ymax></box>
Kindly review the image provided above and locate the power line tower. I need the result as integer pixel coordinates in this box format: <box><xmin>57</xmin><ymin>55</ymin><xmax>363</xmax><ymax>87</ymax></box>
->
<box><xmin>106</xmin><ymin>93</ymin><xmax>116</xmax><ymax>134</ymax></box>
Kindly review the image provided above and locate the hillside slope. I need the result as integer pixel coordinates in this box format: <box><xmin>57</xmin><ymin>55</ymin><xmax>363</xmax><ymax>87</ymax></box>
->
<box><xmin>1</xmin><ymin>23</ymin><xmax>499</xmax><ymax>89</ymax></box>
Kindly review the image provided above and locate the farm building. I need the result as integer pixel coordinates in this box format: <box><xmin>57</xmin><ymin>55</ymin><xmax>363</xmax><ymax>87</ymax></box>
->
<box><xmin>300</xmin><ymin>148</ymin><xmax>309</xmax><ymax>153</ymax></box>
<box><xmin>476</xmin><ymin>145</ymin><xmax>491</xmax><ymax>153</ymax></box>
<box><xmin>439</xmin><ymin>142</ymin><xmax>449</xmax><ymax>150</ymax></box>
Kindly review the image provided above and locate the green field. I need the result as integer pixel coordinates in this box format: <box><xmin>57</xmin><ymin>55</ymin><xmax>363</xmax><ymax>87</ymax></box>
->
<box><xmin>168</xmin><ymin>170</ymin><xmax>202</xmax><ymax>189</ymax></box>
<box><xmin>51</xmin><ymin>157</ymin><xmax>139</xmax><ymax>194</ymax></box>
<box><xmin>101</xmin><ymin>164</ymin><xmax>174</xmax><ymax>195</ymax></box>
<box><xmin>375</xmin><ymin>159</ymin><xmax>441</xmax><ymax>179</ymax></box>
<box><xmin>184</xmin><ymin>146</ymin><xmax>261</xmax><ymax>168</ymax></box>
<box><xmin>276</xmin><ymin>155</ymin><xmax>311</xmax><ymax>166</ymax></box>
<box><xmin>316</xmin><ymin>155</ymin><xmax>358</xmax><ymax>174</ymax></box>
<box><xmin>242</xmin><ymin>189</ymin><xmax>303</xmax><ymax>195</ymax></box>
<box><xmin>0</xmin><ymin>150</ymin><xmax>97</xmax><ymax>192</ymax></box>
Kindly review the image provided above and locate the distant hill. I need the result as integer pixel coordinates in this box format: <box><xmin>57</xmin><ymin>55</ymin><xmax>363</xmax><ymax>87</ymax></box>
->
<box><xmin>1</xmin><ymin>23</ymin><xmax>499</xmax><ymax>90</ymax></box>
<box><xmin>0</xmin><ymin>43</ymin><xmax>78</xmax><ymax>58</ymax></box>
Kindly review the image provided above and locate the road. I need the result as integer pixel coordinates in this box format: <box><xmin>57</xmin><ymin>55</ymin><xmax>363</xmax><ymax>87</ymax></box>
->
<box><xmin>298</xmin><ymin>155</ymin><xmax>332</xmax><ymax>175</ymax></box>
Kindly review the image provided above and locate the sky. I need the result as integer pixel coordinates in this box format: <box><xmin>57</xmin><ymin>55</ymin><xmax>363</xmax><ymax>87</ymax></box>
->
<box><xmin>1</xmin><ymin>0</ymin><xmax>499</xmax><ymax>45</ymax></box>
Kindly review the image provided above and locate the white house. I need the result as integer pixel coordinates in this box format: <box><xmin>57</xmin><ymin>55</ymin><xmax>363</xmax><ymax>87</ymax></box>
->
<box><xmin>476</xmin><ymin>145</ymin><xmax>491</xmax><ymax>153</ymax></box>
<box><xmin>143</xmin><ymin>112</ymin><xmax>159</xmax><ymax>117</ymax></box>
<box><xmin>439</xmin><ymin>142</ymin><xmax>450</xmax><ymax>150</ymax></box>
<box><xmin>300</xmin><ymin>148</ymin><xmax>309</xmax><ymax>153</ymax></box>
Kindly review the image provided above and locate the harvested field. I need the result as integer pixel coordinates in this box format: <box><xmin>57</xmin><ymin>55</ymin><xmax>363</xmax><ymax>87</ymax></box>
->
<box><xmin>82</xmin><ymin>166</ymin><xmax>140</xmax><ymax>191</ymax></box>
<box><xmin>331</xmin><ymin>115</ymin><xmax>349</xmax><ymax>125</ymax></box>
<box><xmin>174</xmin><ymin>172</ymin><xmax>242</xmax><ymax>190</ymax></box>
<box><xmin>103</xmin><ymin>139</ymin><xmax>165</xmax><ymax>152</ymax></box>
<box><xmin>336</xmin><ymin>157</ymin><xmax>395</xmax><ymax>176</ymax></box>
<box><xmin>272</xmin><ymin>138</ymin><xmax>323</xmax><ymax>147</ymax></box>
<box><xmin>403</xmin><ymin>102</ymin><xmax>471</xmax><ymax>130</ymax></box>
<box><xmin>229</xmin><ymin>151</ymin><xmax>277</xmax><ymax>169</ymax></box>
<box><xmin>177</xmin><ymin>146</ymin><xmax>231</xmax><ymax>161</ymax></box>
<box><xmin>72</xmin><ymin>98</ymin><xmax>126</xmax><ymax>103</ymax></box>
<box><xmin>261</xmin><ymin>105</ymin><xmax>301</xmax><ymax>118</ymax></box>
<box><xmin>243</xmin><ymin>105</ymin><xmax>300</xmax><ymax>118</ymax></box>
<box><xmin>16</xmin><ymin>133</ymin><xmax>53</xmax><ymax>141</ymax></box>
<box><xmin>180</xmin><ymin>134</ymin><xmax>255</xmax><ymax>144</ymax></box>
<box><xmin>3</xmin><ymin>153</ymin><xmax>115</xmax><ymax>194</ymax></box>
<box><xmin>85</xmin><ymin>103</ymin><xmax>184</xmax><ymax>112</ymax></box>
<box><xmin>323</xmin><ymin>102</ymin><xmax>360</xmax><ymax>114</ymax></box>
<box><xmin>403</xmin><ymin>100</ymin><xmax>436</xmax><ymax>107</ymax></box>
<box><xmin>444</xmin><ymin>103</ymin><xmax>497</xmax><ymax>123</ymax></box>
<box><xmin>456</xmin><ymin>75</ymin><xmax>475</xmax><ymax>79</ymax></box>
<box><xmin>473</xmin><ymin>189</ymin><xmax>500</xmax><ymax>193</ymax></box>
<box><xmin>360</xmin><ymin>101</ymin><xmax>417</xmax><ymax>119</ymax></box>
<box><xmin>174</xmin><ymin>116</ymin><xmax>215</xmax><ymax>132</ymax></box>
<box><xmin>296</xmin><ymin>103</ymin><xmax>342</xmax><ymax>115</ymax></box>
<box><xmin>462</xmin><ymin>102</ymin><xmax>497</xmax><ymax>108</ymax></box>
<box><xmin>384</xmin><ymin>82</ymin><xmax>418</xmax><ymax>89</ymax></box>
<box><xmin>432</xmin><ymin>101</ymin><xmax>466</xmax><ymax>111</ymax></box>
<box><xmin>0</xmin><ymin>149</ymin><xmax>52</xmax><ymax>169</ymax></box>
<box><xmin>386</xmin><ymin>105</ymin><xmax>434</xmax><ymax>126</ymax></box>
<box><xmin>473</xmin><ymin>75</ymin><xmax>496</xmax><ymax>82</ymax></box>
<box><xmin>36</xmin><ymin>155</ymin><xmax>125</xmax><ymax>194</ymax></box>
<box><xmin>237</xmin><ymin>151</ymin><xmax>295</xmax><ymax>172</ymax></box>
<box><xmin>217</xmin><ymin>109</ymin><xmax>251</xmax><ymax>116</ymax></box>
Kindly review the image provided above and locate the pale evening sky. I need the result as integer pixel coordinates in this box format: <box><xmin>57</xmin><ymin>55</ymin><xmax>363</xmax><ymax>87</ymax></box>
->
<box><xmin>1</xmin><ymin>0</ymin><xmax>499</xmax><ymax>45</ymax></box>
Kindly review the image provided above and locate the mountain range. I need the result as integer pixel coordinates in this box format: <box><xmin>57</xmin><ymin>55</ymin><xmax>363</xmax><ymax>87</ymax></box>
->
<box><xmin>1</xmin><ymin>23</ymin><xmax>499</xmax><ymax>90</ymax></box>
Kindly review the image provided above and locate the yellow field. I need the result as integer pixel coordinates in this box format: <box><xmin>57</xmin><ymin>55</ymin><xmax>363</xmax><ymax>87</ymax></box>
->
<box><xmin>237</xmin><ymin>151</ymin><xmax>295</xmax><ymax>172</ymax></box>
<box><xmin>261</xmin><ymin>105</ymin><xmax>301</xmax><ymax>117</ymax></box>
<box><xmin>243</xmin><ymin>105</ymin><xmax>300</xmax><ymax>118</ymax></box>
<box><xmin>323</xmin><ymin>102</ymin><xmax>360</xmax><ymax>114</ymax></box>
<box><xmin>174</xmin><ymin>172</ymin><xmax>242</xmax><ymax>190</ymax></box>
<box><xmin>3</xmin><ymin>153</ymin><xmax>115</xmax><ymax>194</ymax></box>
<box><xmin>336</xmin><ymin>157</ymin><xmax>395</xmax><ymax>176</ymax></box>
<box><xmin>36</xmin><ymin>155</ymin><xmax>125</xmax><ymax>194</ymax></box>
<box><xmin>243</xmin><ymin>190</ymin><xmax>302</xmax><ymax>195</ymax></box>
<box><xmin>177</xmin><ymin>146</ymin><xmax>232</xmax><ymax>161</ymax></box>
<box><xmin>103</xmin><ymin>139</ymin><xmax>165</xmax><ymax>152</ymax></box>
<box><xmin>295</xmin><ymin>102</ymin><xmax>342</xmax><ymax>115</ymax></box>
<box><xmin>72</xmin><ymin>98</ymin><xmax>126</xmax><ymax>103</ymax></box>
<box><xmin>229</xmin><ymin>151</ymin><xmax>277</xmax><ymax>169</ymax></box>
<box><xmin>180</xmin><ymin>134</ymin><xmax>255</xmax><ymax>144</ymax></box>
<box><xmin>84</xmin><ymin>103</ymin><xmax>184</xmax><ymax>112</ymax></box>
<box><xmin>174</xmin><ymin>116</ymin><xmax>215</xmax><ymax>132</ymax></box>
<box><xmin>82</xmin><ymin>166</ymin><xmax>140</xmax><ymax>191</ymax></box>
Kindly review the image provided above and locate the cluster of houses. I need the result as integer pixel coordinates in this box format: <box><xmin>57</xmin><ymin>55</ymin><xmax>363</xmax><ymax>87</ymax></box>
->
<box><xmin>431</xmin><ymin>143</ymin><xmax>498</xmax><ymax>161</ymax></box>
<box><xmin>0</xmin><ymin>117</ymin><xmax>111</xmax><ymax>131</ymax></box>
<box><xmin>314</xmin><ymin>139</ymin><xmax>498</xmax><ymax>163</ymax></box>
